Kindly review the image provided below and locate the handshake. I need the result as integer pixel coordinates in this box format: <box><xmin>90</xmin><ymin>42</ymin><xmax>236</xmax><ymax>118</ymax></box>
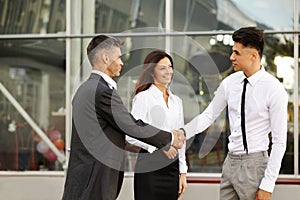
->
<box><xmin>171</xmin><ymin>129</ymin><xmax>186</xmax><ymax>149</ymax></box>
<box><xmin>163</xmin><ymin>129</ymin><xmax>186</xmax><ymax>160</ymax></box>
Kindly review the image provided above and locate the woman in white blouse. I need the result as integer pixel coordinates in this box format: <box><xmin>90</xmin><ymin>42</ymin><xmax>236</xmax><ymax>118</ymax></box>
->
<box><xmin>126</xmin><ymin>50</ymin><xmax>188</xmax><ymax>200</ymax></box>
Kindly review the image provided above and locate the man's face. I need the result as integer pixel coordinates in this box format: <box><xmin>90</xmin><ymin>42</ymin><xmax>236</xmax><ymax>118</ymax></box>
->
<box><xmin>105</xmin><ymin>47</ymin><xmax>124</xmax><ymax>78</ymax></box>
<box><xmin>230</xmin><ymin>42</ymin><xmax>255</xmax><ymax>72</ymax></box>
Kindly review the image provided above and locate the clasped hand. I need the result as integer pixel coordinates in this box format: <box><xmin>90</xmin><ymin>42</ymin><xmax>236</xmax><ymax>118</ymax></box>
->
<box><xmin>171</xmin><ymin>129</ymin><xmax>186</xmax><ymax>149</ymax></box>
<box><xmin>163</xmin><ymin>129</ymin><xmax>186</xmax><ymax>159</ymax></box>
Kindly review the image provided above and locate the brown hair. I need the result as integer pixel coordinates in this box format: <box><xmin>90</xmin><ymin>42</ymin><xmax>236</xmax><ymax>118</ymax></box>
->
<box><xmin>134</xmin><ymin>50</ymin><xmax>174</xmax><ymax>95</ymax></box>
<box><xmin>232</xmin><ymin>26</ymin><xmax>264</xmax><ymax>58</ymax></box>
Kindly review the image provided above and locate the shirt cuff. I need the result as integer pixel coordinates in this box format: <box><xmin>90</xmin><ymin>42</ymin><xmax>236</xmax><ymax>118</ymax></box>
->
<box><xmin>183</xmin><ymin>116</ymin><xmax>199</xmax><ymax>139</ymax></box>
<box><xmin>259</xmin><ymin>177</ymin><xmax>275</xmax><ymax>193</ymax></box>
<box><xmin>179</xmin><ymin>164</ymin><xmax>188</xmax><ymax>173</ymax></box>
<box><xmin>147</xmin><ymin>145</ymin><xmax>157</xmax><ymax>153</ymax></box>
<box><xmin>170</xmin><ymin>131</ymin><xmax>174</xmax><ymax>146</ymax></box>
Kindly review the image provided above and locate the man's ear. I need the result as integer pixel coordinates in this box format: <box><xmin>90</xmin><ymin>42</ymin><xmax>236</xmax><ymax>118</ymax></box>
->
<box><xmin>251</xmin><ymin>49</ymin><xmax>259</xmax><ymax>61</ymax></box>
<box><xmin>102</xmin><ymin>53</ymin><xmax>109</xmax><ymax>64</ymax></box>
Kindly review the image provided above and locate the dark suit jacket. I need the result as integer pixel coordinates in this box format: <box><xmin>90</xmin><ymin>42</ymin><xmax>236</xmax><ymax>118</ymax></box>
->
<box><xmin>62</xmin><ymin>73</ymin><xmax>172</xmax><ymax>200</ymax></box>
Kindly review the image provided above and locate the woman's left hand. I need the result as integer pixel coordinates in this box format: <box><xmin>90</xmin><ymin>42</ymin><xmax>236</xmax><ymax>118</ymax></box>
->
<box><xmin>178</xmin><ymin>173</ymin><xmax>187</xmax><ymax>199</ymax></box>
<box><xmin>163</xmin><ymin>146</ymin><xmax>178</xmax><ymax>159</ymax></box>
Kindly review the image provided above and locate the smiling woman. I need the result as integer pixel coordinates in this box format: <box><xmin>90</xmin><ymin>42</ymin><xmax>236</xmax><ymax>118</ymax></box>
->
<box><xmin>125</xmin><ymin>50</ymin><xmax>188</xmax><ymax>200</ymax></box>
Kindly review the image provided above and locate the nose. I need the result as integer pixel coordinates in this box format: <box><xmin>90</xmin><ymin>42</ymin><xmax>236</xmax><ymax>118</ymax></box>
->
<box><xmin>230</xmin><ymin>53</ymin><xmax>235</xmax><ymax>61</ymax></box>
<box><xmin>167</xmin><ymin>67</ymin><xmax>173</xmax><ymax>74</ymax></box>
<box><xmin>120</xmin><ymin>59</ymin><xmax>124</xmax><ymax>67</ymax></box>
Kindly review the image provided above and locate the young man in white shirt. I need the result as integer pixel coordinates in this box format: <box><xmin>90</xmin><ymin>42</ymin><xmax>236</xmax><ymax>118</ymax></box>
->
<box><xmin>184</xmin><ymin>27</ymin><xmax>288</xmax><ymax>200</ymax></box>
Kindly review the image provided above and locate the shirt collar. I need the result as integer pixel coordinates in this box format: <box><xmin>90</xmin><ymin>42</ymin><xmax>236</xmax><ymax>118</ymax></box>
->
<box><xmin>148</xmin><ymin>84</ymin><xmax>174</xmax><ymax>99</ymax></box>
<box><xmin>240</xmin><ymin>66</ymin><xmax>266</xmax><ymax>87</ymax></box>
<box><xmin>92</xmin><ymin>70</ymin><xmax>117</xmax><ymax>89</ymax></box>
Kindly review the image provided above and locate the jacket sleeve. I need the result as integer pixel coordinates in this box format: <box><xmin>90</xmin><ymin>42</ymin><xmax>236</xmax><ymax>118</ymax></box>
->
<box><xmin>95</xmin><ymin>88</ymin><xmax>172</xmax><ymax>149</ymax></box>
<box><xmin>126</xmin><ymin>93</ymin><xmax>157</xmax><ymax>152</ymax></box>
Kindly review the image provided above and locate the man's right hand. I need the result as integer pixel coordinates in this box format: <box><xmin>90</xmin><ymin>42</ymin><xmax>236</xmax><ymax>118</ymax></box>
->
<box><xmin>171</xmin><ymin>129</ymin><xmax>186</xmax><ymax>149</ymax></box>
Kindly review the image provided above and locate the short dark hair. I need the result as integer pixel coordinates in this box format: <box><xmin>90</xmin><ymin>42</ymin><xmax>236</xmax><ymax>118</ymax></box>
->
<box><xmin>232</xmin><ymin>27</ymin><xmax>264</xmax><ymax>58</ymax></box>
<box><xmin>86</xmin><ymin>35</ymin><xmax>123</xmax><ymax>66</ymax></box>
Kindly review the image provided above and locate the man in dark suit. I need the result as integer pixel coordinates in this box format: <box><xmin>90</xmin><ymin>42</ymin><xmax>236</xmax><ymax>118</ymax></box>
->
<box><xmin>62</xmin><ymin>35</ymin><xmax>185</xmax><ymax>200</ymax></box>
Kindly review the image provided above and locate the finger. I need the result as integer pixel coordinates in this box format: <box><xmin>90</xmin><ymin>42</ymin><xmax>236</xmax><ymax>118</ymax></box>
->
<box><xmin>171</xmin><ymin>150</ymin><xmax>177</xmax><ymax>158</ymax></box>
<box><xmin>163</xmin><ymin>151</ymin><xmax>172</xmax><ymax>159</ymax></box>
<box><xmin>167</xmin><ymin>150</ymin><xmax>176</xmax><ymax>159</ymax></box>
<box><xmin>178</xmin><ymin>192</ymin><xmax>182</xmax><ymax>199</ymax></box>
<box><xmin>172</xmin><ymin>149</ymin><xmax>178</xmax><ymax>157</ymax></box>
<box><xmin>178</xmin><ymin>188</ymin><xmax>183</xmax><ymax>199</ymax></box>
<box><xmin>171</xmin><ymin>152</ymin><xmax>176</xmax><ymax>158</ymax></box>
<box><xmin>181</xmin><ymin>185</ymin><xmax>186</xmax><ymax>195</ymax></box>
<box><xmin>178</xmin><ymin>193</ymin><xmax>182</xmax><ymax>199</ymax></box>
<box><xmin>178</xmin><ymin>185</ymin><xmax>182</xmax><ymax>194</ymax></box>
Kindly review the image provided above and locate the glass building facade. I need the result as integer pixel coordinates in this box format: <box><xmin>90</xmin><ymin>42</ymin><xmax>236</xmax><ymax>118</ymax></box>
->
<box><xmin>0</xmin><ymin>0</ymin><xmax>299</xmax><ymax>180</ymax></box>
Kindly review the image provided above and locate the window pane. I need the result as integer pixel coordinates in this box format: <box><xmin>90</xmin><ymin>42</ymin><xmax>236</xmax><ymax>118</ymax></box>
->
<box><xmin>0</xmin><ymin>0</ymin><xmax>66</xmax><ymax>34</ymax></box>
<box><xmin>261</xmin><ymin>33</ymin><xmax>294</xmax><ymax>174</ymax></box>
<box><xmin>95</xmin><ymin>0</ymin><xmax>165</xmax><ymax>33</ymax></box>
<box><xmin>0</xmin><ymin>38</ymin><xmax>66</xmax><ymax>171</ymax></box>
<box><xmin>231</xmin><ymin>0</ymin><xmax>294</xmax><ymax>30</ymax></box>
<box><xmin>173</xmin><ymin>0</ymin><xmax>294</xmax><ymax>31</ymax></box>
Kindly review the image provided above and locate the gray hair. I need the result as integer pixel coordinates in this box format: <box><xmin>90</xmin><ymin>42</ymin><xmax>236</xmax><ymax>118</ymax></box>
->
<box><xmin>87</xmin><ymin>35</ymin><xmax>123</xmax><ymax>67</ymax></box>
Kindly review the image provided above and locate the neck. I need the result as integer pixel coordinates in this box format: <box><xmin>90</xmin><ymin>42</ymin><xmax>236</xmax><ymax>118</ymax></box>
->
<box><xmin>244</xmin><ymin>64</ymin><xmax>261</xmax><ymax>77</ymax></box>
<box><xmin>93</xmin><ymin>65</ymin><xmax>106</xmax><ymax>73</ymax></box>
<box><xmin>153</xmin><ymin>83</ymin><xmax>169</xmax><ymax>107</ymax></box>
<box><xmin>153</xmin><ymin>82</ymin><xmax>168</xmax><ymax>93</ymax></box>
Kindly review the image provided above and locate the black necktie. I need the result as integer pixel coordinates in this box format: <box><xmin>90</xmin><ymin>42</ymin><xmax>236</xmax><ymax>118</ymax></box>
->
<box><xmin>241</xmin><ymin>78</ymin><xmax>248</xmax><ymax>154</ymax></box>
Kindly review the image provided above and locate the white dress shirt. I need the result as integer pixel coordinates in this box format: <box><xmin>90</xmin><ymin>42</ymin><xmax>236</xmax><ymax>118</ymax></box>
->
<box><xmin>184</xmin><ymin>67</ymin><xmax>288</xmax><ymax>192</ymax></box>
<box><xmin>126</xmin><ymin>84</ymin><xmax>188</xmax><ymax>173</ymax></box>
<box><xmin>92</xmin><ymin>70</ymin><xmax>117</xmax><ymax>89</ymax></box>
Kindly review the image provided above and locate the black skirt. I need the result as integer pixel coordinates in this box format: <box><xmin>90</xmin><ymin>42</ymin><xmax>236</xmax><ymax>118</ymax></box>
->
<box><xmin>134</xmin><ymin>148</ymin><xmax>179</xmax><ymax>200</ymax></box>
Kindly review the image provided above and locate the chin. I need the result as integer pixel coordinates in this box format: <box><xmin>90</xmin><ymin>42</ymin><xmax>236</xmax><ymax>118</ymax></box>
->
<box><xmin>233</xmin><ymin>67</ymin><xmax>240</xmax><ymax>72</ymax></box>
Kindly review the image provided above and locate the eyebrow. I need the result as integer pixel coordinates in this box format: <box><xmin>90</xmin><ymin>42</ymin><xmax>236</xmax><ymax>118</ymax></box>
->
<box><xmin>158</xmin><ymin>64</ymin><xmax>172</xmax><ymax>67</ymax></box>
<box><xmin>232</xmin><ymin>49</ymin><xmax>240</xmax><ymax>54</ymax></box>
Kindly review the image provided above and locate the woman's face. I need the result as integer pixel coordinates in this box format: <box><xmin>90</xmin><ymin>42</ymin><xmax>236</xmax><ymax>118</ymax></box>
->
<box><xmin>153</xmin><ymin>57</ymin><xmax>173</xmax><ymax>86</ymax></box>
